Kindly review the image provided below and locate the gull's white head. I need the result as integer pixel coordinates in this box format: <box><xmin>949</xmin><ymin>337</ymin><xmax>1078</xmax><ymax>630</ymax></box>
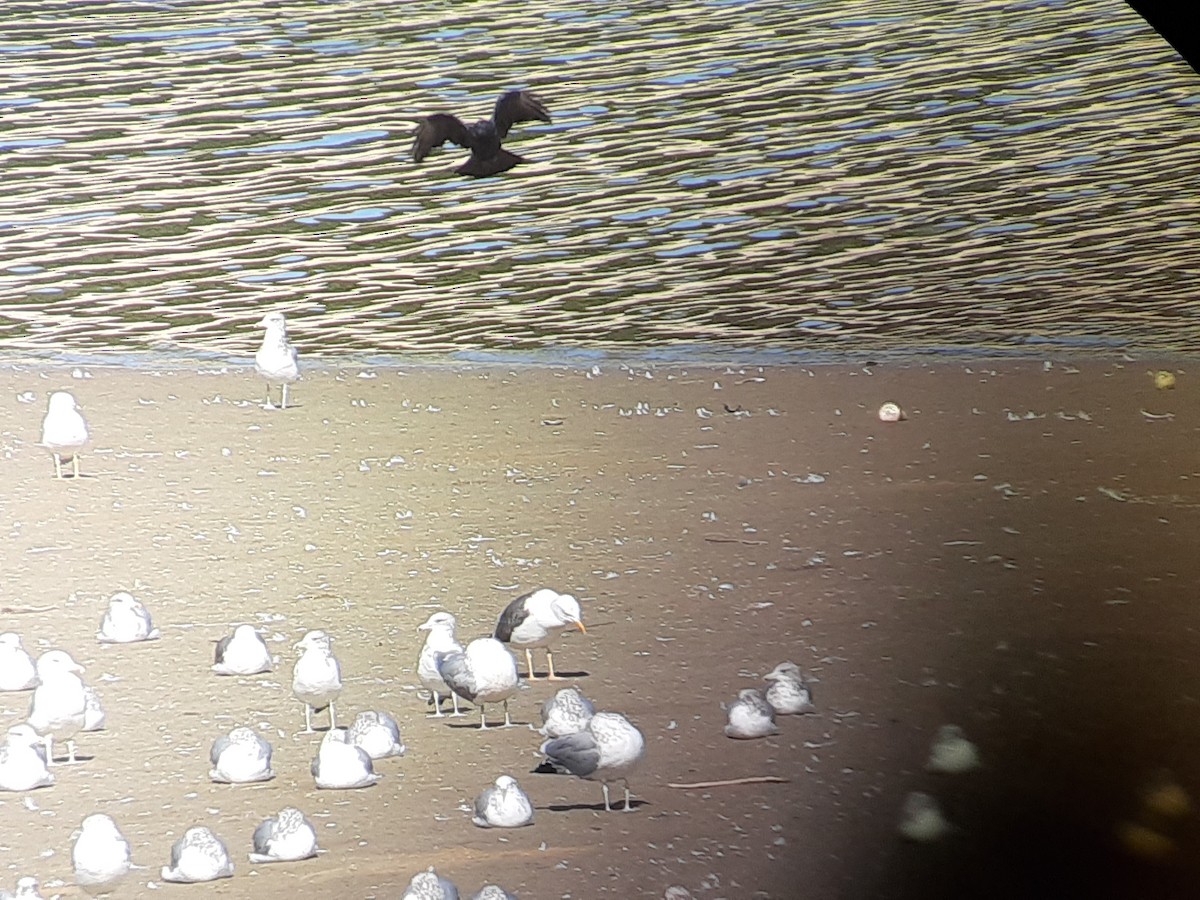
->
<box><xmin>47</xmin><ymin>391</ymin><xmax>79</xmax><ymax>414</ymax></box>
<box><xmin>552</xmin><ymin>593</ymin><xmax>586</xmax><ymax>632</ymax></box>
<box><xmin>295</xmin><ymin>630</ymin><xmax>331</xmax><ymax>652</ymax></box>
<box><xmin>36</xmin><ymin>649</ymin><xmax>84</xmax><ymax>677</ymax></box>
<box><xmin>418</xmin><ymin>612</ymin><xmax>457</xmax><ymax>632</ymax></box>
<box><xmin>259</xmin><ymin>311</ymin><xmax>288</xmax><ymax>333</ymax></box>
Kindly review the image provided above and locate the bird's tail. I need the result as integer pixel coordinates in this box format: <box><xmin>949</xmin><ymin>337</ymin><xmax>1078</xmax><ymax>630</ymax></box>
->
<box><xmin>457</xmin><ymin>149</ymin><xmax>525</xmax><ymax>177</ymax></box>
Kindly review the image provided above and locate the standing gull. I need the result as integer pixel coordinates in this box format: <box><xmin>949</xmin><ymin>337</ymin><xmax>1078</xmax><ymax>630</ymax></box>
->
<box><xmin>248</xmin><ymin>807</ymin><xmax>319</xmax><ymax>864</ymax></box>
<box><xmin>311</xmin><ymin>728</ymin><xmax>380</xmax><ymax>789</ymax></box>
<box><xmin>26</xmin><ymin>650</ymin><xmax>87</xmax><ymax>764</ymax></box>
<box><xmin>40</xmin><ymin>391</ymin><xmax>88</xmax><ymax>479</ymax></box>
<box><xmin>209</xmin><ymin>726</ymin><xmax>275</xmax><ymax>784</ymax></box>
<box><xmin>292</xmin><ymin>630</ymin><xmax>342</xmax><ymax>733</ymax></box>
<box><xmin>724</xmin><ymin>688</ymin><xmax>779</xmax><ymax>739</ymax></box>
<box><xmin>0</xmin><ymin>724</ymin><xmax>54</xmax><ymax>792</ymax></box>
<box><xmin>401</xmin><ymin>867</ymin><xmax>459</xmax><ymax>900</ymax></box>
<box><xmin>255</xmin><ymin>311</ymin><xmax>300</xmax><ymax>409</ymax></box>
<box><xmin>72</xmin><ymin>813</ymin><xmax>132</xmax><ymax>895</ymax></box>
<box><xmin>81</xmin><ymin>686</ymin><xmax>106</xmax><ymax>732</ymax></box>
<box><xmin>0</xmin><ymin>633</ymin><xmax>38</xmax><ymax>691</ymax></box>
<box><xmin>96</xmin><ymin>592</ymin><xmax>160</xmax><ymax>643</ymax></box>
<box><xmin>160</xmin><ymin>826</ymin><xmax>235</xmax><ymax>883</ymax></box>
<box><xmin>539</xmin><ymin>686</ymin><xmax>595</xmax><ymax>738</ymax></box>
<box><xmin>540</xmin><ymin>711</ymin><xmax>645</xmax><ymax>812</ymax></box>
<box><xmin>412</xmin><ymin>89</ymin><xmax>551</xmax><ymax>177</ymax></box>
<box><xmin>472</xmin><ymin>775</ymin><xmax>534</xmax><ymax>828</ymax></box>
<box><xmin>346</xmin><ymin>710</ymin><xmax>406</xmax><ymax>760</ymax></box>
<box><xmin>493</xmin><ymin>588</ymin><xmax>586</xmax><ymax>680</ymax></box>
<box><xmin>212</xmin><ymin>624</ymin><xmax>273</xmax><ymax>676</ymax></box>
<box><xmin>436</xmin><ymin>637</ymin><xmax>520</xmax><ymax>729</ymax></box>
<box><xmin>417</xmin><ymin>612</ymin><xmax>465</xmax><ymax>717</ymax></box>
<box><xmin>763</xmin><ymin>661</ymin><xmax>814</xmax><ymax>715</ymax></box>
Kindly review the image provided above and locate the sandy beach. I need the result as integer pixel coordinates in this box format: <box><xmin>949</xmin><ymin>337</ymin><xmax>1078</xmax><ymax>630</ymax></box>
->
<box><xmin>1</xmin><ymin>357</ymin><xmax>1199</xmax><ymax>899</ymax></box>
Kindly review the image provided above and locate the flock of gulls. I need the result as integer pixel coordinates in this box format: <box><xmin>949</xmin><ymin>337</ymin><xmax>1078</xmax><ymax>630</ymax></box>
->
<box><xmin>0</xmin><ymin>309</ymin><xmax>901</xmax><ymax>897</ymax></box>
<box><xmin>0</xmin><ymin>315</ymin><xmax>655</xmax><ymax>897</ymax></box>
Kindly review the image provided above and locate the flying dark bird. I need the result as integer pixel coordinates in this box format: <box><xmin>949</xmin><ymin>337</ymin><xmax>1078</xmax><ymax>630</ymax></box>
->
<box><xmin>412</xmin><ymin>90</ymin><xmax>551</xmax><ymax>177</ymax></box>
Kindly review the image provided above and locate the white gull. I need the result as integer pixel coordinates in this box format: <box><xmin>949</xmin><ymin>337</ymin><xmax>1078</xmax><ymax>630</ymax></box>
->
<box><xmin>249</xmin><ymin>807</ymin><xmax>319</xmax><ymax>863</ymax></box>
<box><xmin>538</xmin><ymin>686</ymin><xmax>595</xmax><ymax>738</ymax></box>
<box><xmin>493</xmin><ymin>588</ymin><xmax>586</xmax><ymax>680</ymax></box>
<box><xmin>292</xmin><ymin>629</ymin><xmax>342</xmax><ymax>733</ymax></box>
<box><xmin>72</xmin><ymin>813</ymin><xmax>132</xmax><ymax>895</ymax></box>
<box><xmin>401</xmin><ymin>867</ymin><xmax>459</xmax><ymax>900</ymax></box>
<box><xmin>160</xmin><ymin>826</ymin><xmax>235</xmax><ymax>883</ymax></box>
<box><xmin>472</xmin><ymin>774</ymin><xmax>534</xmax><ymax>828</ymax></box>
<box><xmin>209</xmin><ymin>726</ymin><xmax>275</xmax><ymax>784</ymax></box>
<box><xmin>212</xmin><ymin>624</ymin><xmax>273</xmax><ymax>676</ymax></box>
<box><xmin>540</xmin><ymin>711</ymin><xmax>645</xmax><ymax>812</ymax></box>
<box><xmin>0</xmin><ymin>724</ymin><xmax>54</xmax><ymax>792</ymax></box>
<box><xmin>346</xmin><ymin>710</ymin><xmax>406</xmax><ymax>760</ymax></box>
<box><xmin>436</xmin><ymin>637</ymin><xmax>520</xmax><ymax>729</ymax></box>
<box><xmin>0</xmin><ymin>633</ymin><xmax>38</xmax><ymax>691</ymax></box>
<box><xmin>311</xmin><ymin>728</ymin><xmax>380</xmax><ymax>789</ymax></box>
<box><xmin>26</xmin><ymin>650</ymin><xmax>87</xmax><ymax>764</ymax></box>
<box><xmin>255</xmin><ymin>311</ymin><xmax>300</xmax><ymax>409</ymax></box>
<box><xmin>724</xmin><ymin>688</ymin><xmax>779</xmax><ymax>739</ymax></box>
<box><xmin>96</xmin><ymin>592</ymin><xmax>160</xmax><ymax>643</ymax></box>
<box><xmin>417</xmin><ymin>612</ymin><xmax>465</xmax><ymax>717</ymax></box>
<box><xmin>40</xmin><ymin>390</ymin><xmax>88</xmax><ymax>479</ymax></box>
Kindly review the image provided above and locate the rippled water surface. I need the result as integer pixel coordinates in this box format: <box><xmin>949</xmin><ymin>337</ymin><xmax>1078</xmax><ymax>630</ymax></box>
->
<box><xmin>0</xmin><ymin>0</ymin><xmax>1197</xmax><ymax>360</ymax></box>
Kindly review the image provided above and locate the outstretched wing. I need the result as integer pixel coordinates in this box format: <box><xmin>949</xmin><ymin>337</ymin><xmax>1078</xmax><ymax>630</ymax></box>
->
<box><xmin>412</xmin><ymin>113</ymin><xmax>472</xmax><ymax>162</ymax></box>
<box><xmin>493</xmin><ymin>90</ymin><xmax>550</xmax><ymax>140</ymax></box>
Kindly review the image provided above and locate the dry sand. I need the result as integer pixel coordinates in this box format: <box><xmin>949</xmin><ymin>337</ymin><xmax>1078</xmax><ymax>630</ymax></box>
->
<box><xmin>1</xmin><ymin>357</ymin><xmax>1199</xmax><ymax>899</ymax></box>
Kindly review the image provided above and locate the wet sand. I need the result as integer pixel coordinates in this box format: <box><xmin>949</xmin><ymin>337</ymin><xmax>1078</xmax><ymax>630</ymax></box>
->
<box><xmin>2</xmin><ymin>357</ymin><xmax>1199</xmax><ymax>899</ymax></box>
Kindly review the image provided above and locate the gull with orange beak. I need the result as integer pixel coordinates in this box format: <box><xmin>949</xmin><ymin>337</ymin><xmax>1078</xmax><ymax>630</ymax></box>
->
<box><xmin>493</xmin><ymin>588</ymin><xmax>586</xmax><ymax>680</ymax></box>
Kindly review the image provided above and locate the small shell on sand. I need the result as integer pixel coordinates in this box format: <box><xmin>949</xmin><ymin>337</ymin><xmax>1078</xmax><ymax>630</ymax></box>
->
<box><xmin>878</xmin><ymin>402</ymin><xmax>904</xmax><ymax>422</ymax></box>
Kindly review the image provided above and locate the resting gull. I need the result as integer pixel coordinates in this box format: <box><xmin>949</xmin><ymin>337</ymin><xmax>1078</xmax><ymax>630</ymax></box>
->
<box><xmin>160</xmin><ymin>826</ymin><xmax>235</xmax><ymax>883</ymax></box>
<box><xmin>540</xmin><ymin>711</ymin><xmax>645</xmax><ymax>812</ymax></box>
<box><xmin>0</xmin><ymin>878</ymin><xmax>44</xmax><ymax>899</ymax></box>
<box><xmin>40</xmin><ymin>390</ymin><xmax>88</xmax><ymax>479</ymax></box>
<box><xmin>471</xmin><ymin>888</ymin><xmax>516</xmax><ymax>900</ymax></box>
<box><xmin>0</xmin><ymin>724</ymin><xmax>54</xmax><ymax>792</ymax></box>
<box><xmin>436</xmin><ymin>637</ymin><xmax>520</xmax><ymax>729</ymax></box>
<box><xmin>311</xmin><ymin>728</ymin><xmax>380</xmax><ymax>789</ymax></box>
<box><xmin>494</xmin><ymin>588</ymin><xmax>586</xmax><ymax>680</ymax></box>
<box><xmin>292</xmin><ymin>629</ymin><xmax>342</xmax><ymax>733</ymax></box>
<box><xmin>724</xmin><ymin>688</ymin><xmax>779</xmax><ymax>740</ymax></box>
<box><xmin>82</xmin><ymin>686</ymin><xmax>106</xmax><ymax>732</ymax></box>
<box><xmin>763</xmin><ymin>661</ymin><xmax>814</xmax><ymax>715</ymax></box>
<box><xmin>72</xmin><ymin>813</ymin><xmax>132</xmax><ymax>895</ymax></box>
<box><xmin>96</xmin><ymin>592</ymin><xmax>160</xmax><ymax>643</ymax></box>
<box><xmin>209</xmin><ymin>726</ymin><xmax>275</xmax><ymax>784</ymax></box>
<box><xmin>412</xmin><ymin>89</ymin><xmax>550</xmax><ymax>178</ymax></box>
<box><xmin>0</xmin><ymin>633</ymin><xmax>38</xmax><ymax>691</ymax></box>
<box><xmin>255</xmin><ymin>311</ymin><xmax>300</xmax><ymax>409</ymax></box>
<box><xmin>472</xmin><ymin>775</ymin><xmax>534</xmax><ymax>828</ymax></box>
<box><xmin>346</xmin><ymin>710</ymin><xmax>406</xmax><ymax>760</ymax></box>
<box><xmin>212</xmin><ymin>624</ymin><xmax>273</xmax><ymax>676</ymax></box>
<box><xmin>248</xmin><ymin>807</ymin><xmax>319</xmax><ymax>864</ymax></box>
<box><xmin>27</xmin><ymin>650</ymin><xmax>87</xmax><ymax>764</ymax></box>
<box><xmin>401</xmin><ymin>866</ymin><xmax>459</xmax><ymax>900</ymax></box>
<box><xmin>925</xmin><ymin>724</ymin><xmax>981</xmax><ymax>774</ymax></box>
<box><xmin>417</xmin><ymin>612</ymin><xmax>465</xmax><ymax>717</ymax></box>
<box><xmin>538</xmin><ymin>686</ymin><xmax>595</xmax><ymax>738</ymax></box>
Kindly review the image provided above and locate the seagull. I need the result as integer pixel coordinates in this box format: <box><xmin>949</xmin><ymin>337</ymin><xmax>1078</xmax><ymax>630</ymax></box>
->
<box><xmin>292</xmin><ymin>630</ymin><xmax>342</xmax><ymax>732</ymax></box>
<box><xmin>925</xmin><ymin>724</ymin><xmax>981</xmax><ymax>774</ymax></box>
<box><xmin>401</xmin><ymin>867</ymin><xmax>459</xmax><ymax>900</ymax></box>
<box><xmin>0</xmin><ymin>633</ymin><xmax>38</xmax><ymax>691</ymax></box>
<box><xmin>212</xmin><ymin>624</ymin><xmax>274</xmax><ymax>675</ymax></box>
<box><xmin>72</xmin><ymin>813</ymin><xmax>132</xmax><ymax>895</ymax></box>
<box><xmin>96</xmin><ymin>591</ymin><xmax>160</xmax><ymax>643</ymax></box>
<box><xmin>209</xmin><ymin>726</ymin><xmax>275</xmax><ymax>784</ymax></box>
<box><xmin>311</xmin><ymin>728</ymin><xmax>380</xmax><ymax>789</ymax></box>
<box><xmin>82</xmin><ymin>686</ymin><xmax>106</xmax><ymax>732</ymax></box>
<box><xmin>436</xmin><ymin>637</ymin><xmax>520</xmax><ymax>729</ymax></box>
<box><xmin>40</xmin><ymin>391</ymin><xmax>88</xmax><ymax>479</ymax></box>
<box><xmin>539</xmin><ymin>711</ymin><xmax>645</xmax><ymax>812</ymax></box>
<box><xmin>255</xmin><ymin>311</ymin><xmax>300</xmax><ymax>409</ymax></box>
<box><xmin>538</xmin><ymin>686</ymin><xmax>595</xmax><ymax>738</ymax></box>
<box><xmin>493</xmin><ymin>588</ymin><xmax>586</xmax><ymax>680</ymax></box>
<box><xmin>0</xmin><ymin>724</ymin><xmax>54</xmax><ymax>792</ymax></box>
<box><xmin>160</xmin><ymin>826</ymin><xmax>235</xmax><ymax>883</ymax></box>
<box><xmin>472</xmin><ymin>774</ymin><xmax>534</xmax><ymax>828</ymax></box>
<box><xmin>248</xmin><ymin>807</ymin><xmax>319</xmax><ymax>864</ymax></box>
<box><xmin>417</xmin><ymin>612</ymin><xmax>465</xmax><ymax>717</ymax></box>
<box><xmin>724</xmin><ymin>688</ymin><xmax>779</xmax><ymax>739</ymax></box>
<box><xmin>26</xmin><ymin>650</ymin><xmax>87</xmax><ymax>764</ymax></box>
<box><xmin>1</xmin><ymin>878</ymin><xmax>44</xmax><ymax>900</ymax></box>
<box><xmin>471</xmin><ymin>888</ymin><xmax>516</xmax><ymax>900</ymax></box>
<box><xmin>897</xmin><ymin>791</ymin><xmax>952</xmax><ymax>842</ymax></box>
<box><xmin>412</xmin><ymin>89</ymin><xmax>551</xmax><ymax>178</ymax></box>
<box><xmin>762</xmin><ymin>661</ymin><xmax>814</xmax><ymax>715</ymax></box>
<box><xmin>346</xmin><ymin>710</ymin><xmax>406</xmax><ymax>760</ymax></box>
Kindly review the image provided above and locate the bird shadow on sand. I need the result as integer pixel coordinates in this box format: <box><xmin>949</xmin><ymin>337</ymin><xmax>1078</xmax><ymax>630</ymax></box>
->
<box><xmin>542</xmin><ymin>798</ymin><xmax>650</xmax><ymax>813</ymax></box>
<box><xmin>523</xmin><ymin>670</ymin><xmax>590</xmax><ymax>681</ymax></box>
<box><xmin>444</xmin><ymin>720</ymin><xmax>530</xmax><ymax>730</ymax></box>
